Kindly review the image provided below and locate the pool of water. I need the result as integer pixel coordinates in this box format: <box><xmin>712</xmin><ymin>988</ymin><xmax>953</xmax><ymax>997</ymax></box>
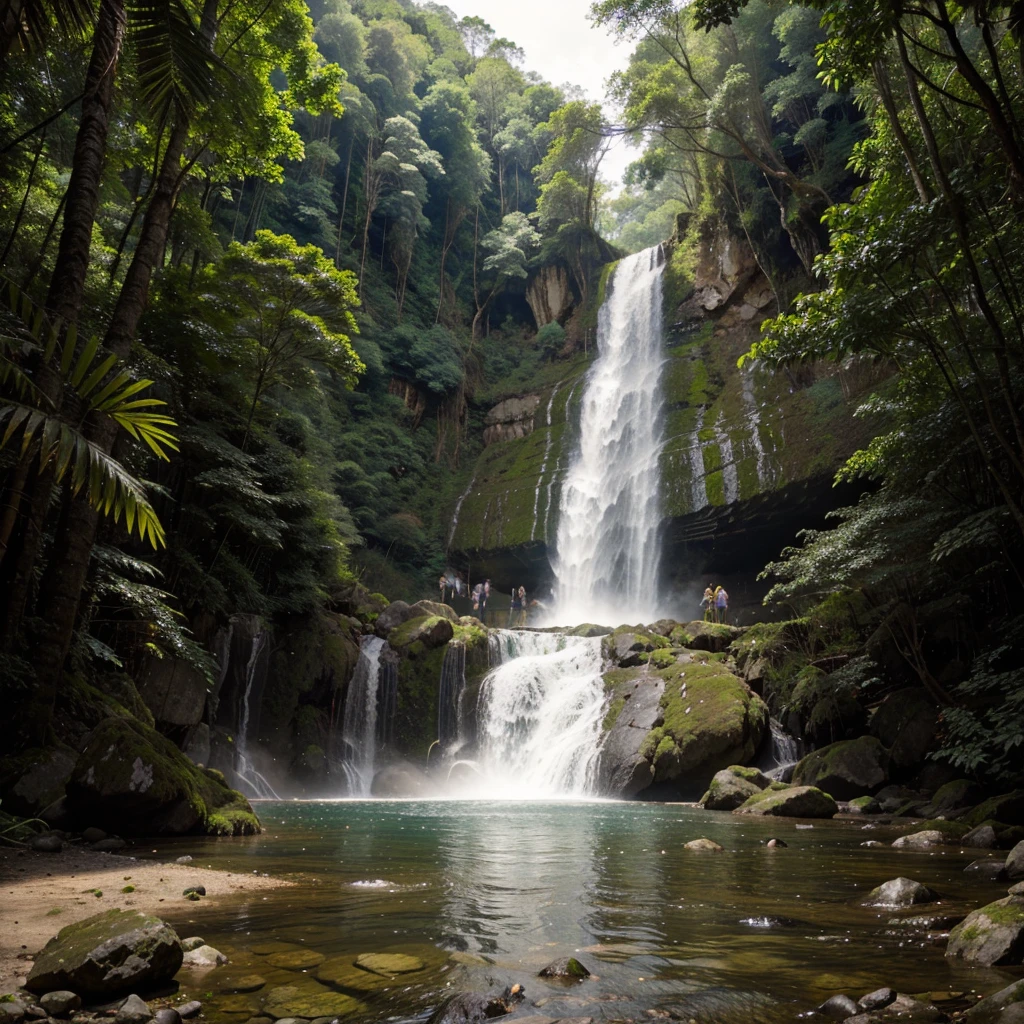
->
<box><xmin>150</xmin><ymin>801</ymin><xmax>1018</xmax><ymax>1023</ymax></box>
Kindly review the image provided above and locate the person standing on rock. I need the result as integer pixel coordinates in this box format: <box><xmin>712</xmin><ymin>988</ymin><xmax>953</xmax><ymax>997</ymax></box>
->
<box><xmin>480</xmin><ymin>579</ymin><xmax>491</xmax><ymax>621</ymax></box>
<box><xmin>701</xmin><ymin>586</ymin><xmax>714</xmax><ymax>621</ymax></box>
<box><xmin>517</xmin><ymin>586</ymin><xmax>527</xmax><ymax>625</ymax></box>
<box><xmin>509</xmin><ymin>586</ymin><xmax>521</xmax><ymax>627</ymax></box>
<box><xmin>439</xmin><ymin>575</ymin><xmax>448</xmax><ymax>603</ymax></box>
<box><xmin>715</xmin><ymin>586</ymin><xmax>729</xmax><ymax>624</ymax></box>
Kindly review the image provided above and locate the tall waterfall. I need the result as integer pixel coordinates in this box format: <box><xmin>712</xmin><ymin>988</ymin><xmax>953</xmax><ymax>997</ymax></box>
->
<box><xmin>552</xmin><ymin>245</ymin><xmax>667</xmax><ymax>625</ymax></box>
<box><xmin>340</xmin><ymin>635</ymin><xmax>387</xmax><ymax>796</ymax></box>
<box><xmin>235</xmin><ymin>630</ymin><xmax>280</xmax><ymax>800</ymax></box>
<box><xmin>471</xmin><ymin>631</ymin><xmax>606</xmax><ymax>798</ymax></box>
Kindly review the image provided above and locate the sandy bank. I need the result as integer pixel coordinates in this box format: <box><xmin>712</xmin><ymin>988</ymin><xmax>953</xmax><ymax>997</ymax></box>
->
<box><xmin>0</xmin><ymin>845</ymin><xmax>292</xmax><ymax>994</ymax></box>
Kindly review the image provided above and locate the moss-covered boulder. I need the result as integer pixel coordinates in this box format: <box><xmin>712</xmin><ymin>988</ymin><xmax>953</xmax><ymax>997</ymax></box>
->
<box><xmin>962</xmin><ymin>791</ymin><xmax>1024</xmax><ymax>828</ymax></box>
<box><xmin>700</xmin><ymin>765</ymin><xmax>772</xmax><ymax>811</ymax></box>
<box><xmin>388</xmin><ymin>615</ymin><xmax>454</xmax><ymax>653</ymax></box>
<box><xmin>263</xmin><ymin>979</ymin><xmax>366</xmax><ymax>1019</ymax></box>
<box><xmin>408</xmin><ymin>600</ymin><xmax>459</xmax><ymax>622</ymax></box>
<box><xmin>923</xmin><ymin>779</ymin><xmax>986</xmax><ymax>819</ymax></box>
<box><xmin>675</xmin><ymin>621</ymin><xmax>743</xmax><ymax>653</ymax></box>
<box><xmin>598</xmin><ymin>658</ymin><xmax>768</xmax><ymax>799</ymax></box>
<box><xmin>947</xmin><ymin>894</ymin><xmax>1024</xmax><ymax>966</ymax></box>
<box><xmin>26</xmin><ymin>909</ymin><xmax>182</xmax><ymax>996</ymax></box>
<box><xmin>0</xmin><ymin>746</ymin><xmax>77</xmax><ymax>817</ymax></box>
<box><xmin>869</xmin><ymin>687</ymin><xmax>939</xmax><ymax>770</ymax></box>
<box><xmin>65</xmin><ymin>718</ymin><xmax>259</xmax><ymax>836</ymax></box>
<box><xmin>734</xmin><ymin>785</ymin><xmax>838</xmax><ymax>818</ymax></box>
<box><xmin>602</xmin><ymin>627</ymin><xmax>669</xmax><ymax>667</ymax></box>
<box><xmin>538</xmin><ymin>956</ymin><xmax>590</xmax><ymax>980</ymax></box>
<box><xmin>791</xmin><ymin>736</ymin><xmax>890</xmax><ymax>801</ymax></box>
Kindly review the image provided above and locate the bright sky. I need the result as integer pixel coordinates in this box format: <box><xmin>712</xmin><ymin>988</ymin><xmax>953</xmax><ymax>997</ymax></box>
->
<box><xmin>429</xmin><ymin>0</ymin><xmax>639</xmax><ymax>191</ymax></box>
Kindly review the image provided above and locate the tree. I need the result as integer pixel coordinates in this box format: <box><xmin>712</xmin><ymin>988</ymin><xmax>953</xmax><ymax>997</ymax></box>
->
<box><xmin>473</xmin><ymin>210</ymin><xmax>540</xmax><ymax>339</ymax></box>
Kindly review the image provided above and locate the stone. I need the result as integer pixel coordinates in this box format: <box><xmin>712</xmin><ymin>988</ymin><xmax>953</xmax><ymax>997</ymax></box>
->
<box><xmin>138</xmin><ymin>657</ymin><xmax>208</xmax><ymax>728</ymax></box>
<box><xmin>91</xmin><ymin>838</ymin><xmax>126</xmax><ymax>852</ymax></box>
<box><xmin>963</xmin><ymin>825</ymin><xmax>999</xmax><ymax>849</ymax></box>
<box><xmin>817</xmin><ymin>995</ymin><xmax>861</xmax><ymax>1020</ymax></box>
<box><xmin>152</xmin><ymin>1010</ymin><xmax>181</xmax><ymax>1024</ymax></box>
<box><xmin>176</xmin><ymin>1005</ymin><xmax>201</xmax><ymax>1020</ymax></box>
<box><xmin>39</xmin><ymin>993</ymin><xmax>81</xmax><ymax>1018</ymax></box>
<box><xmin>965</xmin><ymin>858</ymin><xmax>1007</xmax><ymax>881</ymax></box>
<box><xmin>353</xmin><ymin>953</ymin><xmax>424</xmax><ymax>977</ymax></box>
<box><xmin>407</xmin><ymin>600</ymin><xmax>458</xmax><ymax>623</ymax></box>
<box><xmin>65</xmin><ymin>718</ymin><xmax>259</xmax><ymax>837</ymax></box>
<box><xmin>734</xmin><ymin>785</ymin><xmax>838</xmax><ymax>819</ymax></box>
<box><xmin>962</xmin><ymin>791</ymin><xmax>1024</xmax><ymax>828</ymax></box>
<box><xmin>180</xmin><ymin>937</ymin><xmax>205</xmax><ymax>952</ymax></box>
<box><xmin>847</xmin><ymin>796</ymin><xmax>882</xmax><ymax>815</ymax></box>
<box><xmin>888</xmin><ymin>913</ymin><xmax>964</xmax><ymax>930</ymax></box>
<box><xmin>115</xmin><ymin>996</ymin><xmax>152</xmax><ymax>1024</ymax></box>
<box><xmin>869</xmin><ymin>687</ymin><xmax>939</xmax><ymax>769</ymax></box>
<box><xmin>1007</xmin><ymin>841</ymin><xmax>1024</xmax><ymax>880</ymax></box>
<box><xmin>29</xmin><ymin>834</ymin><xmax>63</xmax><ymax>853</ymax></box>
<box><xmin>0</xmin><ymin>1003</ymin><xmax>26</xmax><ymax>1024</ymax></box>
<box><xmin>182</xmin><ymin>885</ymin><xmax>206</xmax><ymax>897</ymax></box>
<box><xmin>263</xmin><ymin>983</ymin><xmax>365</xmax><ymax>1020</ymax></box>
<box><xmin>21</xmin><ymin>1006</ymin><xmax>43</xmax><ymax>1020</ymax></box>
<box><xmin>947</xmin><ymin>895</ymin><xmax>1024</xmax><ymax>965</ymax></box>
<box><xmin>374</xmin><ymin>600</ymin><xmax>412</xmax><ymax>634</ymax></box>
<box><xmin>965</xmin><ymin>979</ymin><xmax>1024</xmax><ymax>1018</ymax></box>
<box><xmin>766</xmin><ymin>838</ymin><xmax>788</xmax><ymax>848</ymax></box>
<box><xmin>2</xmin><ymin>748</ymin><xmax>78</xmax><ymax>817</ymax></box>
<box><xmin>316</xmin><ymin>958</ymin><xmax>395</xmax><ymax>993</ymax></box>
<box><xmin>861</xmin><ymin>877</ymin><xmax>940</xmax><ymax>907</ymax></box>
<box><xmin>220</xmin><ymin>975</ymin><xmax>266</xmax><ymax>994</ymax></box>
<box><xmin>265</xmin><ymin>951</ymin><xmax>325</xmax><ymax>971</ymax></box>
<box><xmin>892</xmin><ymin>830</ymin><xmax>945</xmax><ymax>849</ymax></box>
<box><xmin>26</xmin><ymin>909</ymin><xmax>183</xmax><ymax>997</ymax></box>
<box><xmin>859</xmin><ymin>988</ymin><xmax>896</xmax><ymax>1012</ymax></box>
<box><xmin>1012</xmin><ymin>882</ymin><xmax>1024</xmax><ymax>895</ymax></box>
<box><xmin>386</xmin><ymin>615</ymin><xmax>454</xmax><ymax>652</ymax></box>
<box><xmin>427</xmin><ymin>985</ymin><xmax>525</xmax><ymax>1024</ymax></box>
<box><xmin>181</xmin><ymin>724</ymin><xmax>211</xmax><ymax>768</ymax></box>
<box><xmin>182</xmin><ymin>945</ymin><xmax>227</xmax><ymax>968</ymax></box>
<box><xmin>82</xmin><ymin>827</ymin><xmax>106</xmax><ymax>843</ymax></box>
<box><xmin>537</xmin><ymin>957</ymin><xmax>590</xmax><ymax>981</ymax></box>
<box><xmin>677</xmin><ymin>621</ymin><xmax>743</xmax><ymax>653</ymax></box>
<box><xmin>683</xmin><ymin>838</ymin><xmax>724</xmax><ymax>852</ymax></box>
<box><xmin>924</xmin><ymin>779</ymin><xmax>986</xmax><ymax>819</ymax></box>
<box><xmin>861</xmin><ymin>841</ymin><xmax>885</xmax><ymax>847</ymax></box>
<box><xmin>700</xmin><ymin>766</ymin><xmax>771</xmax><ymax>811</ymax></box>
<box><xmin>526</xmin><ymin>264</ymin><xmax>574</xmax><ymax>329</ymax></box>
<box><xmin>791</xmin><ymin>736</ymin><xmax>889</xmax><ymax>801</ymax></box>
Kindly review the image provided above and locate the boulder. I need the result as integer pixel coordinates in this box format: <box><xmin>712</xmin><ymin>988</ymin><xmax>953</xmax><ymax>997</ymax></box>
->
<box><xmin>0</xmin><ymin>1003</ymin><xmax>26</xmax><ymax>1024</ymax></box>
<box><xmin>734</xmin><ymin>785</ymin><xmax>838</xmax><ymax>819</ymax></box>
<box><xmin>683</xmin><ymin>838</ymin><xmax>724</xmax><ymax>852</ymax></box>
<box><xmin>924</xmin><ymin>779</ymin><xmax>986</xmax><ymax>819</ymax></box>
<box><xmin>1008</xmin><ymin>841</ymin><xmax>1024</xmax><ymax>880</ymax></box>
<box><xmin>700</xmin><ymin>766</ymin><xmax>772</xmax><ymax>811</ymax></box>
<box><xmin>26</xmin><ymin>909</ymin><xmax>183</xmax><ymax>997</ymax></box>
<box><xmin>176</xmin><ymin>1003</ymin><xmax>202</xmax><ymax>1019</ymax></box>
<box><xmin>354</xmin><ymin>953</ymin><xmax>424</xmax><ymax>977</ymax></box>
<box><xmin>0</xmin><ymin>747</ymin><xmax>78</xmax><ymax>817</ymax></box>
<box><xmin>869</xmin><ymin>687</ymin><xmax>939</xmax><ymax>769</ymax></box>
<box><xmin>427</xmin><ymin>985</ymin><xmax>525</xmax><ymax>1024</ymax></box>
<box><xmin>375</xmin><ymin>600</ymin><xmax>412</xmax><ymax>634</ymax></box>
<box><xmin>30</xmin><ymin>834</ymin><xmax>63</xmax><ymax>852</ymax></box>
<box><xmin>965</xmin><ymin>858</ymin><xmax>1007</xmax><ymax>881</ymax></box>
<box><xmin>965</xmin><ymin>979</ymin><xmax>1024</xmax><ymax>1018</ymax></box>
<box><xmin>605</xmin><ymin>631</ymin><xmax>655</xmax><ymax>668</ymax></box>
<box><xmin>262</xmin><ymin>981</ymin><xmax>364</xmax><ymax>1020</ymax></box>
<box><xmin>859</xmin><ymin>988</ymin><xmax>896</xmax><ymax>1012</ymax></box>
<box><xmin>181</xmin><ymin>937</ymin><xmax>205</xmax><ymax>951</ymax></box>
<box><xmin>115</xmin><ymin>995</ymin><xmax>152</xmax><ymax>1024</ymax></box>
<box><xmin>962</xmin><ymin>791</ymin><xmax>1024</xmax><ymax>828</ymax></box>
<box><xmin>153</xmin><ymin>1010</ymin><xmax>181</xmax><ymax>1024</ymax></box>
<box><xmin>892</xmin><ymin>830</ymin><xmax>945</xmax><ymax>849</ymax></box>
<box><xmin>875</xmin><ymin>784</ymin><xmax>924</xmax><ymax>814</ymax></box>
<box><xmin>963</xmin><ymin>825</ymin><xmax>999</xmax><ymax>849</ymax></box>
<box><xmin>947</xmin><ymin>895</ymin><xmax>1024</xmax><ymax>965</ymax></box>
<box><xmin>407</xmin><ymin>600</ymin><xmax>459</xmax><ymax>623</ymax></box>
<box><xmin>538</xmin><ymin>957</ymin><xmax>590</xmax><ymax>980</ymax></box>
<box><xmin>65</xmin><ymin>718</ymin><xmax>259</xmax><ymax>836</ymax></box>
<box><xmin>675</xmin><ymin>621</ymin><xmax>743</xmax><ymax>653</ymax></box>
<box><xmin>791</xmin><ymin>736</ymin><xmax>889</xmax><ymax>801</ymax></box>
<box><xmin>182</xmin><ymin>945</ymin><xmax>227</xmax><ymax>968</ymax></box>
<box><xmin>861</xmin><ymin>877</ymin><xmax>939</xmax><ymax>907</ymax></box>
<box><xmin>847</xmin><ymin>796</ymin><xmax>882</xmax><ymax>815</ymax></box>
<box><xmin>137</xmin><ymin>657</ymin><xmax>208</xmax><ymax>728</ymax></box>
<box><xmin>387</xmin><ymin>615</ymin><xmax>454</xmax><ymax>652</ymax></box>
<box><xmin>265</xmin><ymin>950</ymin><xmax>324</xmax><ymax>970</ymax></box>
<box><xmin>817</xmin><ymin>995</ymin><xmax>861</xmax><ymax>1020</ymax></box>
<box><xmin>39</xmin><ymin>992</ymin><xmax>81</xmax><ymax>1018</ymax></box>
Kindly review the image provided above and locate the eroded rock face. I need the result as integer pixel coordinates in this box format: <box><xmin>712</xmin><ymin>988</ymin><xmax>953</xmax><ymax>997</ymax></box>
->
<box><xmin>526</xmin><ymin>264</ymin><xmax>574</xmax><ymax>328</ymax></box>
<box><xmin>26</xmin><ymin>909</ymin><xmax>183</xmax><ymax>997</ymax></box>
<box><xmin>482</xmin><ymin>394</ymin><xmax>542</xmax><ymax>446</ymax></box>
<box><xmin>734</xmin><ymin>785</ymin><xmax>838</xmax><ymax>819</ymax></box>
<box><xmin>947</xmin><ymin>894</ymin><xmax>1024</xmax><ymax>966</ymax></box>
<box><xmin>791</xmin><ymin>736</ymin><xmax>890</xmax><ymax>801</ymax></box>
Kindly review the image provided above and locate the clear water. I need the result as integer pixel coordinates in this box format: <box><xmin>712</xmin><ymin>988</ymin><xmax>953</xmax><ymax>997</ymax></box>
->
<box><xmin>156</xmin><ymin>801</ymin><xmax>1012</xmax><ymax>1024</ymax></box>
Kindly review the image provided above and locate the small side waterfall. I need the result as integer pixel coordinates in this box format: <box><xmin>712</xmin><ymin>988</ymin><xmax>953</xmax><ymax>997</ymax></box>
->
<box><xmin>236</xmin><ymin>630</ymin><xmax>280</xmax><ymax>799</ymax></box>
<box><xmin>762</xmin><ymin>718</ymin><xmax>804</xmax><ymax>782</ymax></box>
<box><xmin>551</xmin><ymin>245</ymin><xmax>667</xmax><ymax>624</ymax></box>
<box><xmin>471</xmin><ymin>631</ymin><xmax>607</xmax><ymax>798</ymax></box>
<box><xmin>340</xmin><ymin>635</ymin><xmax>387</xmax><ymax>796</ymax></box>
<box><xmin>530</xmin><ymin>382</ymin><xmax>563</xmax><ymax>540</ymax></box>
<box><xmin>376</xmin><ymin>650</ymin><xmax>399</xmax><ymax>750</ymax></box>
<box><xmin>438</xmin><ymin>641</ymin><xmax>467</xmax><ymax>754</ymax></box>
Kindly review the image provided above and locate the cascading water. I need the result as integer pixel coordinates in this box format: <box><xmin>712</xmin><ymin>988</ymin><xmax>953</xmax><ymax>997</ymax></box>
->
<box><xmin>340</xmin><ymin>635</ymin><xmax>386</xmax><ymax>796</ymax></box>
<box><xmin>467</xmin><ymin>631</ymin><xmax>607</xmax><ymax>798</ymax></box>
<box><xmin>551</xmin><ymin>245</ymin><xmax>667</xmax><ymax>624</ymax></box>
<box><xmin>438</xmin><ymin>641</ymin><xmax>467</xmax><ymax>755</ymax></box>
<box><xmin>236</xmin><ymin>631</ymin><xmax>280</xmax><ymax>800</ymax></box>
<box><xmin>376</xmin><ymin>650</ymin><xmax>398</xmax><ymax>750</ymax></box>
<box><xmin>759</xmin><ymin>718</ymin><xmax>804</xmax><ymax>782</ymax></box>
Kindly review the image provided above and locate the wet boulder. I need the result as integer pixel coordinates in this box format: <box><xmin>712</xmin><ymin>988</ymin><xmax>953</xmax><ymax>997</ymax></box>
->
<box><xmin>791</xmin><ymin>736</ymin><xmax>889</xmax><ymax>801</ymax></box>
<box><xmin>1007</xmin><ymin>841</ymin><xmax>1024</xmax><ymax>880</ymax></box>
<box><xmin>860</xmin><ymin>877</ymin><xmax>939</xmax><ymax>908</ymax></box>
<box><xmin>847</xmin><ymin>796</ymin><xmax>882</xmax><ymax>815</ymax></box>
<box><xmin>602</xmin><ymin>627</ymin><xmax>665</xmax><ymax>668</ymax></box>
<box><xmin>538</xmin><ymin>957</ymin><xmax>590</xmax><ymax>980</ymax></box>
<box><xmin>683</xmin><ymin>838</ymin><xmax>724</xmax><ymax>852</ymax></box>
<box><xmin>26</xmin><ymin>909</ymin><xmax>183</xmax><ymax>997</ymax></box>
<box><xmin>947</xmin><ymin>894</ymin><xmax>1024</xmax><ymax>965</ymax></box>
<box><xmin>869</xmin><ymin>687</ymin><xmax>939</xmax><ymax>770</ymax></box>
<box><xmin>859</xmin><ymin>988</ymin><xmax>896</xmax><ymax>1012</ymax></box>
<box><xmin>964</xmin><ymin>979</ymin><xmax>1024</xmax><ymax>1018</ymax></box>
<box><xmin>674</xmin><ymin>621</ymin><xmax>743</xmax><ymax>653</ymax></box>
<box><xmin>964</xmin><ymin>858</ymin><xmax>1007</xmax><ymax>881</ymax></box>
<box><xmin>375</xmin><ymin>600</ymin><xmax>412</xmax><ymax>634</ymax></box>
<box><xmin>700</xmin><ymin>766</ymin><xmax>772</xmax><ymax>811</ymax></box>
<box><xmin>407</xmin><ymin>600</ymin><xmax>459</xmax><ymax>623</ymax></box>
<box><xmin>963</xmin><ymin>825</ymin><xmax>999</xmax><ymax>849</ymax></box>
<box><xmin>892</xmin><ymin>830</ymin><xmax>945</xmax><ymax>849</ymax></box>
<box><xmin>427</xmin><ymin>984</ymin><xmax>525</xmax><ymax>1024</ymax></box>
<box><xmin>115</xmin><ymin>995</ymin><xmax>152</xmax><ymax>1024</ymax></box>
<box><xmin>817</xmin><ymin>994</ymin><xmax>861</xmax><ymax>1020</ymax></box>
<box><xmin>734</xmin><ymin>785</ymin><xmax>838</xmax><ymax>819</ymax></box>
<box><xmin>923</xmin><ymin>779</ymin><xmax>986</xmax><ymax>820</ymax></box>
<box><xmin>387</xmin><ymin>615</ymin><xmax>454</xmax><ymax>653</ymax></box>
<box><xmin>65</xmin><ymin>718</ymin><xmax>259</xmax><ymax>836</ymax></box>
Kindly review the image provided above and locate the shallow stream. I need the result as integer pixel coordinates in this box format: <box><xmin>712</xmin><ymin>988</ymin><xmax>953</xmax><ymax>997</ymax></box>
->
<box><xmin>155</xmin><ymin>801</ymin><xmax>1018</xmax><ymax>1023</ymax></box>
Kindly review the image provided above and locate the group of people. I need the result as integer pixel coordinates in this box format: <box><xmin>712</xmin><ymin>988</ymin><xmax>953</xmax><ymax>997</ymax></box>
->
<box><xmin>437</xmin><ymin>573</ymin><xmax>532</xmax><ymax>626</ymax></box>
<box><xmin>701</xmin><ymin>585</ymin><xmax>730</xmax><ymax>623</ymax></box>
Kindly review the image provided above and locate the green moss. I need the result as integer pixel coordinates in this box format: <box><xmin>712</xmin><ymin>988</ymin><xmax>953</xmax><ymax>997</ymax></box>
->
<box><xmin>603</xmin><ymin>697</ymin><xmax>626</xmax><ymax>732</ymax></box>
<box><xmin>640</xmin><ymin>649</ymin><xmax>678</xmax><ymax>669</ymax></box>
<box><xmin>904</xmin><ymin>818</ymin><xmax>971</xmax><ymax>839</ymax></box>
<box><xmin>961</xmin><ymin>790</ymin><xmax>1024</xmax><ymax>828</ymax></box>
<box><xmin>730</xmin><ymin>765</ymin><xmax>765</xmax><ymax>782</ymax></box>
<box><xmin>388</xmin><ymin>615</ymin><xmax>446</xmax><ymax>651</ymax></box>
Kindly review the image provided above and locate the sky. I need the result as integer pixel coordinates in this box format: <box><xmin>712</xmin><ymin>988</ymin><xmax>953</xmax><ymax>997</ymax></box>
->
<box><xmin>432</xmin><ymin>0</ymin><xmax>639</xmax><ymax>191</ymax></box>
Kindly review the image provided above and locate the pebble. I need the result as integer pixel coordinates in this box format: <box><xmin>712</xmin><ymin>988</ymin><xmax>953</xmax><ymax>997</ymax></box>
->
<box><xmin>175</xmin><ymin>856</ymin><xmax>193</xmax><ymax>864</ymax></box>
<box><xmin>180</xmin><ymin>937</ymin><xmax>206</xmax><ymax>952</ymax></box>
<box><xmin>182</xmin><ymin>885</ymin><xmax>206</xmax><ymax>897</ymax></box>
<box><xmin>115</xmin><ymin>995</ymin><xmax>152</xmax><ymax>1024</ymax></box>
<box><xmin>152</xmin><ymin>1009</ymin><xmax>181</xmax><ymax>1024</ymax></box>
<box><xmin>29</xmin><ymin>835</ymin><xmax>63</xmax><ymax>853</ymax></box>
<box><xmin>40</xmin><ymin>992</ymin><xmax>82</xmax><ymax>1018</ymax></box>
<box><xmin>176</xmin><ymin>1003</ymin><xmax>202</xmax><ymax>1020</ymax></box>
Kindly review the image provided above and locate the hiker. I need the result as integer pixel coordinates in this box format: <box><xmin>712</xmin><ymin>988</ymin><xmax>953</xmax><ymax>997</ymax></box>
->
<box><xmin>715</xmin><ymin>586</ymin><xmax>729</xmax><ymax>624</ymax></box>
<box><xmin>701</xmin><ymin>586</ymin><xmax>714</xmax><ymax>622</ymax></box>
<box><xmin>439</xmin><ymin>575</ymin><xmax>447</xmax><ymax>603</ymax></box>
<box><xmin>471</xmin><ymin>582</ymin><xmax>482</xmax><ymax>615</ymax></box>
<box><xmin>480</xmin><ymin>579</ymin><xmax>491</xmax><ymax>620</ymax></box>
<box><xmin>509</xmin><ymin>586</ymin><xmax>521</xmax><ymax>627</ymax></box>
<box><xmin>517</xmin><ymin>585</ymin><xmax>527</xmax><ymax>626</ymax></box>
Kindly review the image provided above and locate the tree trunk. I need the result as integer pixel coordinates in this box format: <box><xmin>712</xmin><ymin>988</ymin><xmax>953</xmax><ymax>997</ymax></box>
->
<box><xmin>335</xmin><ymin>136</ymin><xmax>353</xmax><ymax>268</ymax></box>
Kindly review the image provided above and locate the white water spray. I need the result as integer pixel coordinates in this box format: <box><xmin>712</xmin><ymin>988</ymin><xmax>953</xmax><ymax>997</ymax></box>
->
<box><xmin>551</xmin><ymin>246</ymin><xmax>667</xmax><ymax>624</ymax></box>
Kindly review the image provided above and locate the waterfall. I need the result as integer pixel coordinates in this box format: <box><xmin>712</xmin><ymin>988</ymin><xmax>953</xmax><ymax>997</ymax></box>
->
<box><xmin>551</xmin><ymin>246</ymin><xmax>666</xmax><ymax>624</ymax></box>
<box><xmin>541</xmin><ymin>381</ymin><xmax>578</xmax><ymax>544</ymax></box>
<box><xmin>530</xmin><ymin>382</ymin><xmax>563</xmax><ymax>540</ymax></box>
<box><xmin>376</xmin><ymin>650</ymin><xmax>398</xmax><ymax>750</ymax></box>
<box><xmin>340</xmin><ymin>635</ymin><xmax>386</xmax><ymax>796</ymax></box>
<box><xmin>470</xmin><ymin>631</ymin><xmax>607</xmax><ymax>798</ymax></box>
<box><xmin>438</xmin><ymin>641</ymin><xmax>467</xmax><ymax>754</ymax></box>
<box><xmin>446</xmin><ymin>472</ymin><xmax>478</xmax><ymax>550</ymax></box>
<box><xmin>762</xmin><ymin>719</ymin><xmax>804</xmax><ymax>782</ymax></box>
<box><xmin>235</xmin><ymin>631</ymin><xmax>279</xmax><ymax>800</ymax></box>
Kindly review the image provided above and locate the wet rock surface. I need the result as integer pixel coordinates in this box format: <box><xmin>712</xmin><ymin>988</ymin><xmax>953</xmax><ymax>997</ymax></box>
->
<box><xmin>427</xmin><ymin>984</ymin><xmax>525</xmax><ymax>1024</ymax></box>
<box><xmin>538</xmin><ymin>957</ymin><xmax>590</xmax><ymax>981</ymax></box>
<box><xmin>733</xmin><ymin>785</ymin><xmax>838</xmax><ymax>818</ymax></box>
<box><xmin>947</xmin><ymin>893</ymin><xmax>1024</xmax><ymax>965</ymax></box>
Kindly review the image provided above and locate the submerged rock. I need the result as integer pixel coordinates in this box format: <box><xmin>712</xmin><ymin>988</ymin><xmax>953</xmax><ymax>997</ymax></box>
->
<box><xmin>817</xmin><ymin>994</ymin><xmax>861</xmax><ymax>1020</ymax></box>
<box><xmin>964</xmin><ymin>978</ymin><xmax>1024</xmax><ymax>1017</ymax></box>
<box><xmin>354</xmin><ymin>953</ymin><xmax>425</xmax><ymax>977</ymax></box>
<box><xmin>892</xmin><ymin>830</ymin><xmax>946</xmax><ymax>849</ymax></box>
<box><xmin>427</xmin><ymin>984</ymin><xmax>525</xmax><ymax>1024</ymax></box>
<box><xmin>683</xmin><ymin>838</ymin><xmax>724</xmax><ymax>852</ymax></box>
<box><xmin>734</xmin><ymin>785</ymin><xmax>837</xmax><ymax>819</ymax></box>
<box><xmin>26</xmin><ymin>908</ymin><xmax>183</xmax><ymax>997</ymax></box>
<box><xmin>538</xmin><ymin>957</ymin><xmax>590</xmax><ymax>980</ymax></box>
<box><xmin>947</xmin><ymin>894</ymin><xmax>1024</xmax><ymax>965</ymax></box>
<box><xmin>791</xmin><ymin>736</ymin><xmax>889</xmax><ymax>801</ymax></box>
<box><xmin>964</xmin><ymin>858</ymin><xmax>1007</xmax><ymax>881</ymax></box>
<box><xmin>861</xmin><ymin>877</ymin><xmax>939</xmax><ymax>908</ymax></box>
<box><xmin>265</xmin><ymin>950</ymin><xmax>325</xmax><ymax>970</ymax></box>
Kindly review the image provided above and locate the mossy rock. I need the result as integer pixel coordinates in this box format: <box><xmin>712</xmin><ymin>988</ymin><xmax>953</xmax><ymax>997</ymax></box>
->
<box><xmin>354</xmin><ymin>953</ymin><xmax>425</xmax><ymax>977</ymax></box>
<box><xmin>677</xmin><ymin>621</ymin><xmax>742</xmax><ymax>653</ymax></box>
<box><xmin>568</xmin><ymin>623</ymin><xmax>613</xmax><ymax>637</ymax></box>
<box><xmin>388</xmin><ymin>615</ymin><xmax>454</xmax><ymax>653</ymax></box>
<box><xmin>947</xmin><ymin>895</ymin><xmax>1024</xmax><ymax>966</ymax></box>
<box><xmin>265</xmin><ymin>950</ymin><xmax>326</xmax><ymax>970</ymax></box>
<box><xmin>791</xmin><ymin>736</ymin><xmax>889</xmax><ymax>801</ymax></box>
<box><xmin>734</xmin><ymin>785</ymin><xmax>838</xmax><ymax>819</ymax></box>
<box><xmin>263</xmin><ymin>980</ymin><xmax>366</xmax><ymax>1019</ymax></box>
<box><xmin>962</xmin><ymin>791</ymin><xmax>1024</xmax><ymax>828</ymax></box>
<box><xmin>700</xmin><ymin>766</ymin><xmax>772</xmax><ymax>811</ymax></box>
<box><xmin>897</xmin><ymin>819</ymin><xmax>971</xmax><ymax>840</ymax></box>
<box><xmin>65</xmin><ymin>717</ymin><xmax>259</xmax><ymax>836</ymax></box>
<box><xmin>316</xmin><ymin>957</ymin><xmax>396</xmax><ymax>993</ymax></box>
<box><xmin>924</xmin><ymin>779</ymin><xmax>986</xmax><ymax>818</ymax></box>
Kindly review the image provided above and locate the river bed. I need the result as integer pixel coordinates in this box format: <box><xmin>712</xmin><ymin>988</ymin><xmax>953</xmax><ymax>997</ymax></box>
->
<box><xmin>153</xmin><ymin>800</ymin><xmax>1018</xmax><ymax>1023</ymax></box>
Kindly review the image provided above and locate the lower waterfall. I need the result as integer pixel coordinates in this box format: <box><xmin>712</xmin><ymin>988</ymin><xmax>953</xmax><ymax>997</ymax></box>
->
<box><xmin>468</xmin><ymin>631</ymin><xmax>607</xmax><ymax>799</ymax></box>
<box><xmin>339</xmin><ymin>635</ymin><xmax>387</xmax><ymax>796</ymax></box>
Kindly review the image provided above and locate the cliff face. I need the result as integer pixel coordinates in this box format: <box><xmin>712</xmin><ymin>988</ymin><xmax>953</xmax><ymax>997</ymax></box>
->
<box><xmin>448</xmin><ymin>224</ymin><xmax>882</xmax><ymax>610</ymax></box>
